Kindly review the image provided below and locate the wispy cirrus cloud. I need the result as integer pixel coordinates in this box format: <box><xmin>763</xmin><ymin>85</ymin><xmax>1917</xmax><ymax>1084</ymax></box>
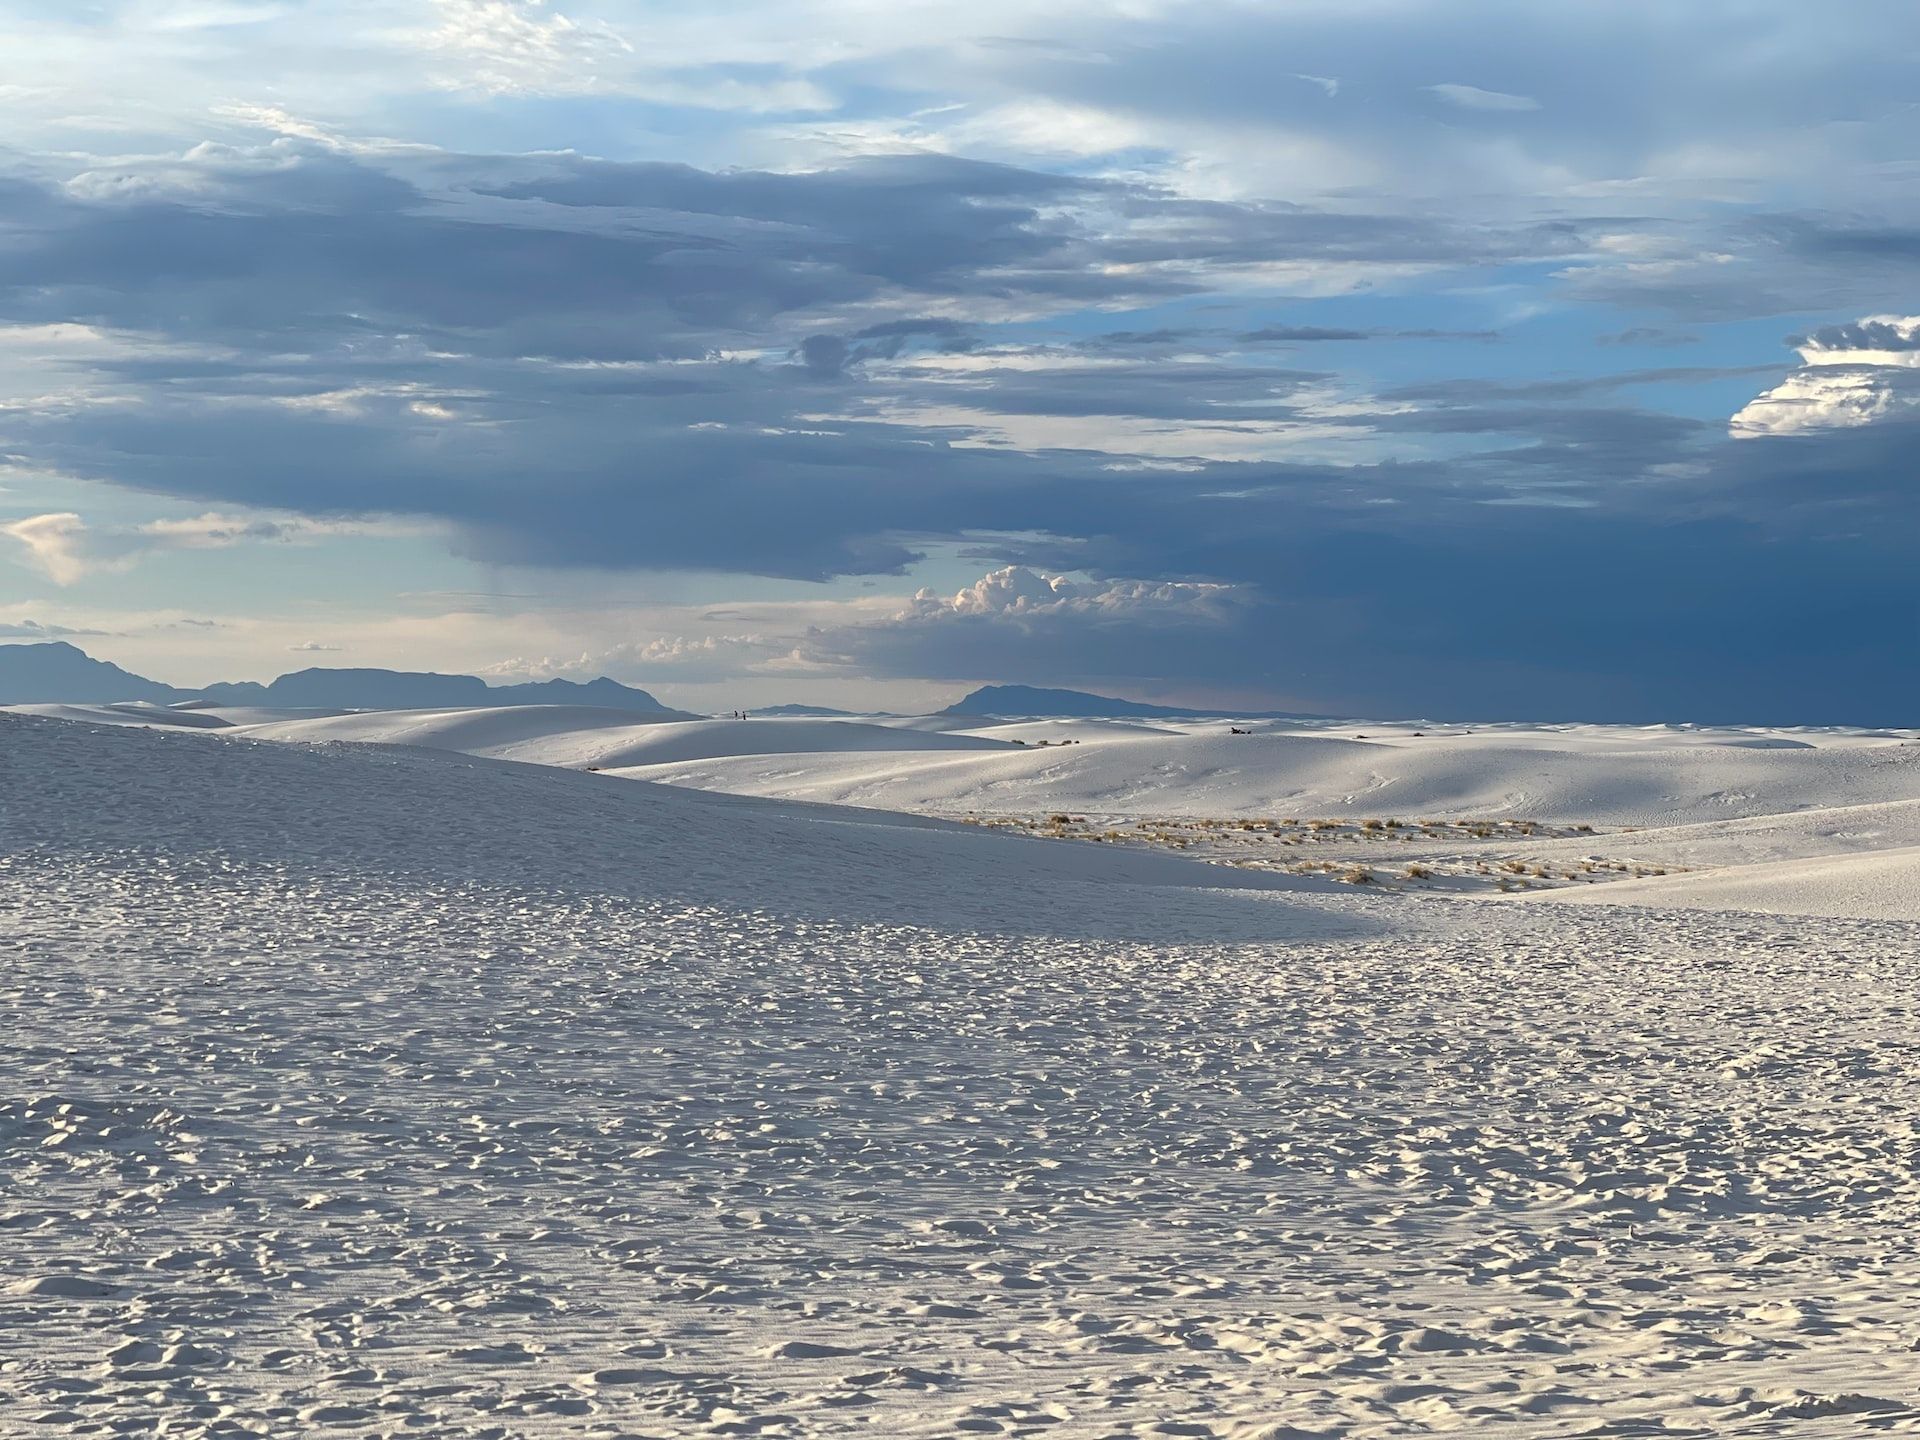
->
<box><xmin>1424</xmin><ymin>83</ymin><xmax>1540</xmax><ymax>113</ymax></box>
<box><xmin>0</xmin><ymin>616</ymin><xmax>104</xmax><ymax>639</ymax></box>
<box><xmin>1</xmin><ymin>509</ymin><xmax>416</xmax><ymax>585</ymax></box>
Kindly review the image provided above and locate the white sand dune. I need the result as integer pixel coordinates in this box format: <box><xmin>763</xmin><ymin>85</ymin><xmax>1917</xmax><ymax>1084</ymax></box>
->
<box><xmin>188</xmin><ymin>704</ymin><xmax>362</xmax><ymax>726</ymax></box>
<box><xmin>238</xmin><ymin>707</ymin><xmax>1023</xmax><ymax>769</ymax></box>
<box><xmin>943</xmin><ymin>716</ymin><xmax>1190</xmax><ymax>741</ymax></box>
<box><xmin>8</xmin><ymin>708</ymin><xmax>1920</xmax><ymax>1436</ymax></box>
<box><xmin>220</xmin><ymin>704</ymin><xmax>1920</xmax><ymax>924</ymax></box>
<box><xmin>1534</xmin><ymin>841</ymin><xmax>1920</xmax><ymax>921</ymax></box>
<box><xmin>5</xmin><ymin>701</ymin><xmax>356</xmax><ymax>728</ymax></box>
<box><xmin>1516</xmin><ymin>795</ymin><xmax>1920</xmax><ymax>874</ymax></box>
<box><xmin>5</xmin><ymin>700</ymin><xmax>240</xmax><ymax>729</ymax></box>
<box><xmin>618</xmin><ymin>722</ymin><xmax>1920</xmax><ymax>827</ymax></box>
<box><xmin>0</xmin><ymin>713</ymin><xmax>1291</xmax><ymax>936</ymax></box>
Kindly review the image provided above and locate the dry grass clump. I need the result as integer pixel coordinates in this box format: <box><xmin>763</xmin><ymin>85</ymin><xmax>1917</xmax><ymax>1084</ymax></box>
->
<box><xmin>969</xmin><ymin>809</ymin><xmax>1657</xmax><ymax>899</ymax></box>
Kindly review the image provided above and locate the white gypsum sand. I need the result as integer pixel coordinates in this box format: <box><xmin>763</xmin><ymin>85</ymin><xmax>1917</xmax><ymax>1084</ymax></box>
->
<box><xmin>3</xmin><ymin>707</ymin><xmax>1920</xmax><ymax>1436</ymax></box>
<box><xmin>212</xmin><ymin>704</ymin><xmax>1920</xmax><ymax>918</ymax></box>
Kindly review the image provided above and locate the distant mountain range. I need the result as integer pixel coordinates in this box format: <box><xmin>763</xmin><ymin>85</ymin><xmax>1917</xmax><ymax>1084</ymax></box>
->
<box><xmin>0</xmin><ymin>642</ymin><xmax>689</xmax><ymax>715</ymax></box>
<box><xmin>941</xmin><ymin>683</ymin><xmax>1325</xmax><ymax>721</ymax></box>
<box><xmin>197</xmin><ymin>669</ymin><xmax>689</xmax><ymax>714</ymax></box>
<box><xmin>2</xmin><ymin>644</ymin><xmax>1327</xmax><ymax>723</ymax></box>
<box><xmin>0</xmin><ymin>641</ymin><xmax>185</xmax><ymax>705</ymax></box>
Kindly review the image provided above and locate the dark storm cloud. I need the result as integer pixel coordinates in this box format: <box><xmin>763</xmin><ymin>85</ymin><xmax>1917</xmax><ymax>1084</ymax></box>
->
<box><xmin>913</xmin><ymin>438</ymin><xmax>1920</xmax><ymax>724</ymax></box>
<box><xmin>0</xmin><ymin>137</ymin><xmax>1587</xmax><ymax>581</ymax></box>
<box><xmin>849</xmin><ymin>318</ymin><xmax>977</xmax><ymax>354</ymax></box>
<box><xmin>1565</xmin><ymin>214</ymin><xmax>1920</xmax><ymax>323</ymax></box>
<box><xmin>1239</xmin><ymin>326</ymin><xmax>1500</xmax><ymax>343</ymax></box>
<box><xmin>1598</xmin><ymin>328</ymin><xmax>1699</xmax><ymax>349</ymax></box>
<box><xmin>831</xmin><ymin>357</ymin><xmax>1336</xmax><ymax>423</ymax></box>
<box><xmin>1790</xmin><ymin>317</ymin><xmax>1920</xmax><ymax>354</ymax></box>
<box><xmin>0</xmin><ymin>143</ymin><xmax>1576</xmax><ymax>366</ymax></box>
<box><xmin>1079</xmin><ymin>329</ymin><xmax>1199</xmax><ymax>348</ymax></box>
<box><xmin>1239</xmin><ymin>325</ymin><xmax>1372</xmax><ymax>342</ymax></box>
<box><xmin>1</xmin><ymin>137</ymin><xmax>1916</xmax><ymax>720</ymax></box>
<box><xmin>792</xmin><ymin>318</ymin><xmax>980</xmax><ymax>376</ymax></box>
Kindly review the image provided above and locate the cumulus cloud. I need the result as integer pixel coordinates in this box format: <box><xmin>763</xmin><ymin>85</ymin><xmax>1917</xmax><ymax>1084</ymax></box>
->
<box><xmin>905</xmin><ymin>566</ymin><xmax>1236</xmax><ymax>622</ymax></box>
<box><xmin>495</xmin><ymin>567</ymin><xmax>1251</xmax><ymax>694</ymax></box>
<box><xmin>598</xmin><ymin>632</ymin><xmax>803</xmax><ymax>683</ymax></box>
<box><xmin>774</xmin><ymin>567</ymin><xmax>1263</xmax><ymax>692</ymax></box>
<box><xmin>1732</xmin><ymin>316</ymin><xmax>1920</xmax><ymax>435</ymax></box>
<box><xmin>495</xmin><ymin>632</ymin><xmax>804</xmax><ymax>686</ymax></box>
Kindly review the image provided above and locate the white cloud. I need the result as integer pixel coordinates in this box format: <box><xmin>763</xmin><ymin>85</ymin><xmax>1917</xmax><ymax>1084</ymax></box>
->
<box><xmin>1</xmin><ymin>509</ymin><xmax>415</xmax><ymax>584</ymax></box>
<box><xmin>404</xmin><ymin>0</ymin><xmax>832</xmax><ymax>109</ymax></box>
<box><xmin>484</xmin><ymin>566</ymin><xmax>1244</xmax><ymax>689</ymax></box>
<box><xmin>925</xmin><ymin>99</ymin><xmax>1159</xmax><ymax>159</ymax></box>
<box><xmin>1731</xmin><ymin>315</ymin><xmax>1920</xmax><ymax>436</ymax></box>
<box><xmin>414</xmin><ymin>0</ymin><xmax>632</xmax><ymax>95</ymax></box>
<box><xmin>762</xmin><ymin>565</ymin><xmax>1259</xmax><ymax>690</ymax></box>
<box><xmin>499</xmin><ymin>631</ymin><xmax>802</xmax><ymax>684</ymax></box>
<box><xmin>908</xmin><ymin>565</ymin><xmax>1234</xmax><ymax>622</ymax></box>
<box><xmin>1425</xmin><ymin>83</ymin><xmax>1541</xmax><ymax>113</ymax></box>
<box><xmin>1</xmin><ymin>513</ymin><xmax>97</xmax><ymax>586</ymax></box>
<box><xmin>835</xmin><ymin>400</ymin><xmax>1372</xmax><ymax>463</ymax></box>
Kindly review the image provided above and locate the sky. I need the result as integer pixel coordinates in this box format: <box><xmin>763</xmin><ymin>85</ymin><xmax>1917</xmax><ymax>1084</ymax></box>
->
<box><xmin>1</xmin><ymin>0</ymin><xmax>1917</xmax><ymax>721</ymax></box>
